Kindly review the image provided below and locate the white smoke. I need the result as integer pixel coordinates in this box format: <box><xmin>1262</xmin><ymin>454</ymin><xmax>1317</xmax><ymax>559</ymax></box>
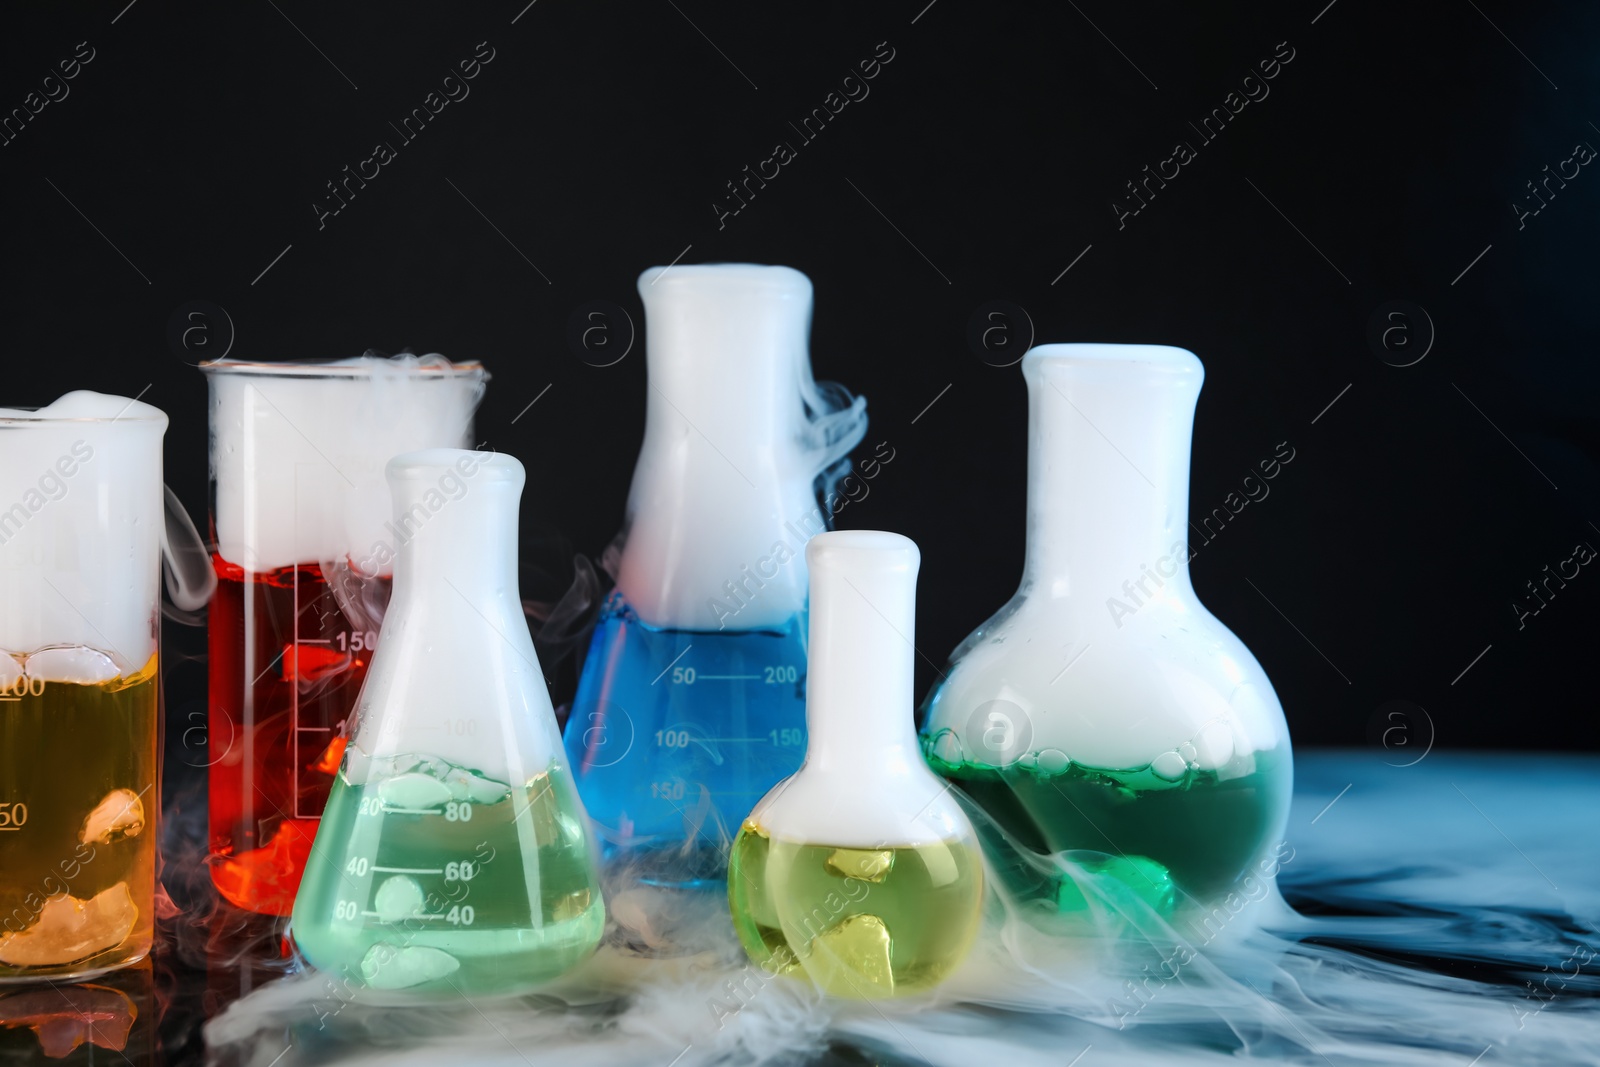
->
<box><xmin>201</xmin><ymin>752</ymin><xmax>1600</xmax><ymax>1065</ymax></box>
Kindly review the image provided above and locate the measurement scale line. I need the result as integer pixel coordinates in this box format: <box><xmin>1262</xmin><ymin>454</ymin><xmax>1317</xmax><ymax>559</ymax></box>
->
<box><xmin>382</xmin><ymin>806</ymin><xmax>446</xmax><ymax>815</ymax></box>
<box><xmin>371</xmin><ymin>866</ymin><xmax>444</xmax><ymax>874</ymax></box>
<box><xmin>694</xmin><ymin>674</ymin><xmax>759</xmax><ymax>679</ymax></box>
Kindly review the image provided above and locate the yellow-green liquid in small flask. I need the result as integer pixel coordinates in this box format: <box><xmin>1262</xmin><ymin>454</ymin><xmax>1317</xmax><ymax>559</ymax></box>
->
<box><xmin>728</xmin><ymin>822</ymin><xmax>983</xmax><ymax>998</ymax></box>
<box><xmin>726</xmin><ymin>532</ymin><xmax>985</xmax><ymax>999</ymax></box>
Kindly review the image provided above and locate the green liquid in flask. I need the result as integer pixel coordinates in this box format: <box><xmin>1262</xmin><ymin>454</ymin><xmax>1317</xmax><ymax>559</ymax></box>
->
<box><xmin>922</xmin><ymin>742</ymin><xmax>1290</xmax><ymax>903</ymax></box>
<box><xmin>727</xmin><ymin>823</ymin><xmax>984</xmax><ymax>999</ymax></box>
<box><xmin>292</xmin><ymin>755</ymin><xmax>604</xmax><ymax>995</ymax></box>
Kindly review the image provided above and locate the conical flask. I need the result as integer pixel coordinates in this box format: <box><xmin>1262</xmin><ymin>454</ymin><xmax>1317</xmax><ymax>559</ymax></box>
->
<box><xmin>292</xmin><ymin>450</ymin><xmax>604</xmax><ymax>995</ymax></box>
<box><xmin>728</xmin><ymin>532</ymin><xmax>983</xmax><ymax>999</ymax></box>
<box><xmin>920</xmin><ymin>344</ymin><xmax>1293</xmax><ymax>908</ymax></box>
<box><xmin>563</xmin><ymin>264</ymin><xmax>868</xmax><ymax>886</ymax></box>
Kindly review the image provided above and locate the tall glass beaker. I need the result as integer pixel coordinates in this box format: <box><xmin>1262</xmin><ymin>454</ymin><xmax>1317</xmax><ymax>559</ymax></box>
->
<box><xmin>0</xmin><ymin>392</ymin><xmax>167</xmax><ymax>982</ymax></box>
<box><xmin>201</xmin><ymin>355</ymin><xmax>487</xmax><ymax>915</ymax></box>
<box><xmin>562</xmin><ymin>264</ymin><xmax>868</xmax><ymax>886</ymax></box>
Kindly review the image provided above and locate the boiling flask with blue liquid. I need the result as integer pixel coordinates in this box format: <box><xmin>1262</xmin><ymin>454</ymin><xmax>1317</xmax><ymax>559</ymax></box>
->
<box><xmin>563</xmin><ymin>264</ymin><xmax>868</xmax><ymax>885</ymax></box>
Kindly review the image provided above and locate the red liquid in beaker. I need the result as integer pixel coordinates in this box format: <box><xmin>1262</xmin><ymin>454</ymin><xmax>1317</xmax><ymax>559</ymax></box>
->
<box><xmin>207</xmin><ymin>556</ymin><xmax>387</xmax><ymax>914</ymax></box>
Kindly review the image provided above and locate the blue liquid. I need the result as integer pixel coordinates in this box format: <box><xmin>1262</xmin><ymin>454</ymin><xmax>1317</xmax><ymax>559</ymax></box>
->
<box><xmin>562</xmin><ymin>592</ymin><xmax>808</xmax><ymax>886</ymax></box>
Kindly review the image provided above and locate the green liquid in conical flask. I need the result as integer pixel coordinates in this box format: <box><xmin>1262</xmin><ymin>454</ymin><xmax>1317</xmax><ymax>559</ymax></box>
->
<box><xmin>291</xmin><ymin>755</ymin><xmax>604</xmax><ymax>995</ymax></box>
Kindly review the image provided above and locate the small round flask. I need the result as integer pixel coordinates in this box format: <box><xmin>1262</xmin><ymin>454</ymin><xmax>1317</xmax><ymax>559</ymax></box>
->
<box><xmin>728</xmin><ymin>532</ymin><xmax>983</xmax><ymax>999</ymax></box>
<box><xmin>292</xmin><ymin>450</ymin><xmax>604</xmax><ymax>995</ymax></box>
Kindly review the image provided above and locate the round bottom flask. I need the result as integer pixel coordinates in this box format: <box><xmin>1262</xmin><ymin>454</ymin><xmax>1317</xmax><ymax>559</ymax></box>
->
<box><xmin>728</xmin><ymin>532</ymin><xmax>983</xmax><ymax>999</ymax></box>
<box><xmin>920</xmin><ymin>345</ymin><xmax>1293</xmax><ymax>911</ymax></box>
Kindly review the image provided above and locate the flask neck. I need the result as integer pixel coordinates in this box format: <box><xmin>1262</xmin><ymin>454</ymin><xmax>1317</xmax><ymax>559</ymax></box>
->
<box><xmin>616</xmin><ymin>265</ymin><xmax>868</xmax><ymax>631</ymax></box>
<box><xmin>803</xmin><ymin>532</ymin><xmax>922</xmax><ymax>774</ymax></box>
<box><xmin>638</xmin><ymin>264</ymin><xmax>815</xmax><ymax>461</ymax></box>
<box><xmin>1021</xmin><ymin>346</ymin><xmax>1201</xmax><ymax>600</ymax></box>
<box><xmin>386</xmin><ymin>450</ymin><xmax>522</xmax><ymax>615</ymax></box>
<box><xmin>355</xmin><ymin>449</ymin><xmax>556</xmax><ymax>779</ymax></box>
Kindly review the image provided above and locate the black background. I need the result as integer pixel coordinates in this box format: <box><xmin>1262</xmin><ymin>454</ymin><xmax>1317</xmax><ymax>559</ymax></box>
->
<box><xmin>4</xmin><ymin>0</ymin><xmax>1596</xmax><ymax>752</ymax></box>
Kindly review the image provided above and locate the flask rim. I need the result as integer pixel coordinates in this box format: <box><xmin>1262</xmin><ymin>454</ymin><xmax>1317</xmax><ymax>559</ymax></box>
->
<box><xmin>636</xmin><ymin>262</ymin><xmax>811</xmax><ymax>295</ymax></box>
<box><xmin>198</xmin><ymin>357</ymin><xmax>488</xmax><ymax>381</ymax></box>
<box><xmin>1023</xmin><ymin>342</ymin><xmax>1201</xmax><ymax>373</ymax></box>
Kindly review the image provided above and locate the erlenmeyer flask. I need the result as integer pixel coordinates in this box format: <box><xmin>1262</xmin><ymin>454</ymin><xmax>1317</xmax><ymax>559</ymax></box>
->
<box><xmin>919</xmin><ymin>344</ymin><xmax>1293</xmax><ymax>909</ymax></box>
<box><xmin>292</xmin><ymin>450</ymin><xmax>604</xmax><ymax>995</ymax></box>
<box><xmin>563</xmin><ymin>264</ymin><xmax>868</xmax><ymax>885</ymax></box>
<box><xmin>728</xmin><ymin>532</ymin><xmax>983</xmax><ymax>999</ymax></box>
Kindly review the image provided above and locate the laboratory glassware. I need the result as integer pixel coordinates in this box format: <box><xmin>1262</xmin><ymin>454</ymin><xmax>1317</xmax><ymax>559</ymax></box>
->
<box><xmin>201</xmin><ymin>355</ymin><xmax>487</xmax><ymax>915</ymax></box>
<box><xmin>0</xmin><ymin>392</ymin><xmax>167</xmax><ymax>982</ymax></box>
<box><xmin>728</xmin><ymin>531</ymin><xmax>983</xmax><ymax>999</ymax></box>
<box><xmin>563</xmin><ymin>264</ymin><xmax>868</xmax><ymax>886</ymax></box>
<box><xmin>292</xmin><ymin>449</ymin><xmax>605</xmax><ymax>995</ymax></box>
<box><xmin>920</xmin><ymin>344</ymin><xmax>1293</xmax><ymax>907</ymax></box>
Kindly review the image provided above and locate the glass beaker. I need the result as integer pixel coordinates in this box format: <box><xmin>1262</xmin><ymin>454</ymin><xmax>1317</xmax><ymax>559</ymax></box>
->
<box><xmin>0</xmin><ymin>392</ymin><xmax>167</xmax><ymax>983</ymax></box>
<box><xmin>292</xmin><ymin>450</ymin><xmax>605</xmax><ymax>995</ymax></box>
<box><xmin>919</xmin><ymin>344</ymin><xmax>1293</xmax><ymax>909</ymax></box>
<box><xmin>728</xmin><ymin>532</ymin><xmax>983</xmax><ymax>999</ymax></box>
<box><xmin>201</xmin><ymin>355</ymin><xmax>487</xmax><ymax>915</ymax></box>
<box><xmin>563</xmin><ymin>264</ymin><xmax>868</xmax><ymax>886</ymax></box>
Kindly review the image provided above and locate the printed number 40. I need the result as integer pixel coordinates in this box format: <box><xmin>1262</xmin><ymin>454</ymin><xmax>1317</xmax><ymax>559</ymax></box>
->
<box><xmin>446</xmin><ymin>905</ymin><xmax>475</xmax><ymax>926</ymax></box>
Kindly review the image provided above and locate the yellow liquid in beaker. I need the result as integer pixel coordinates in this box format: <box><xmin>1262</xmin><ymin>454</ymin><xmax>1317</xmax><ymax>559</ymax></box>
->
<box><xmin>0</xmin><ymin>654</ymin><xmax>158</xmax><ymax>982</ymax></box>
